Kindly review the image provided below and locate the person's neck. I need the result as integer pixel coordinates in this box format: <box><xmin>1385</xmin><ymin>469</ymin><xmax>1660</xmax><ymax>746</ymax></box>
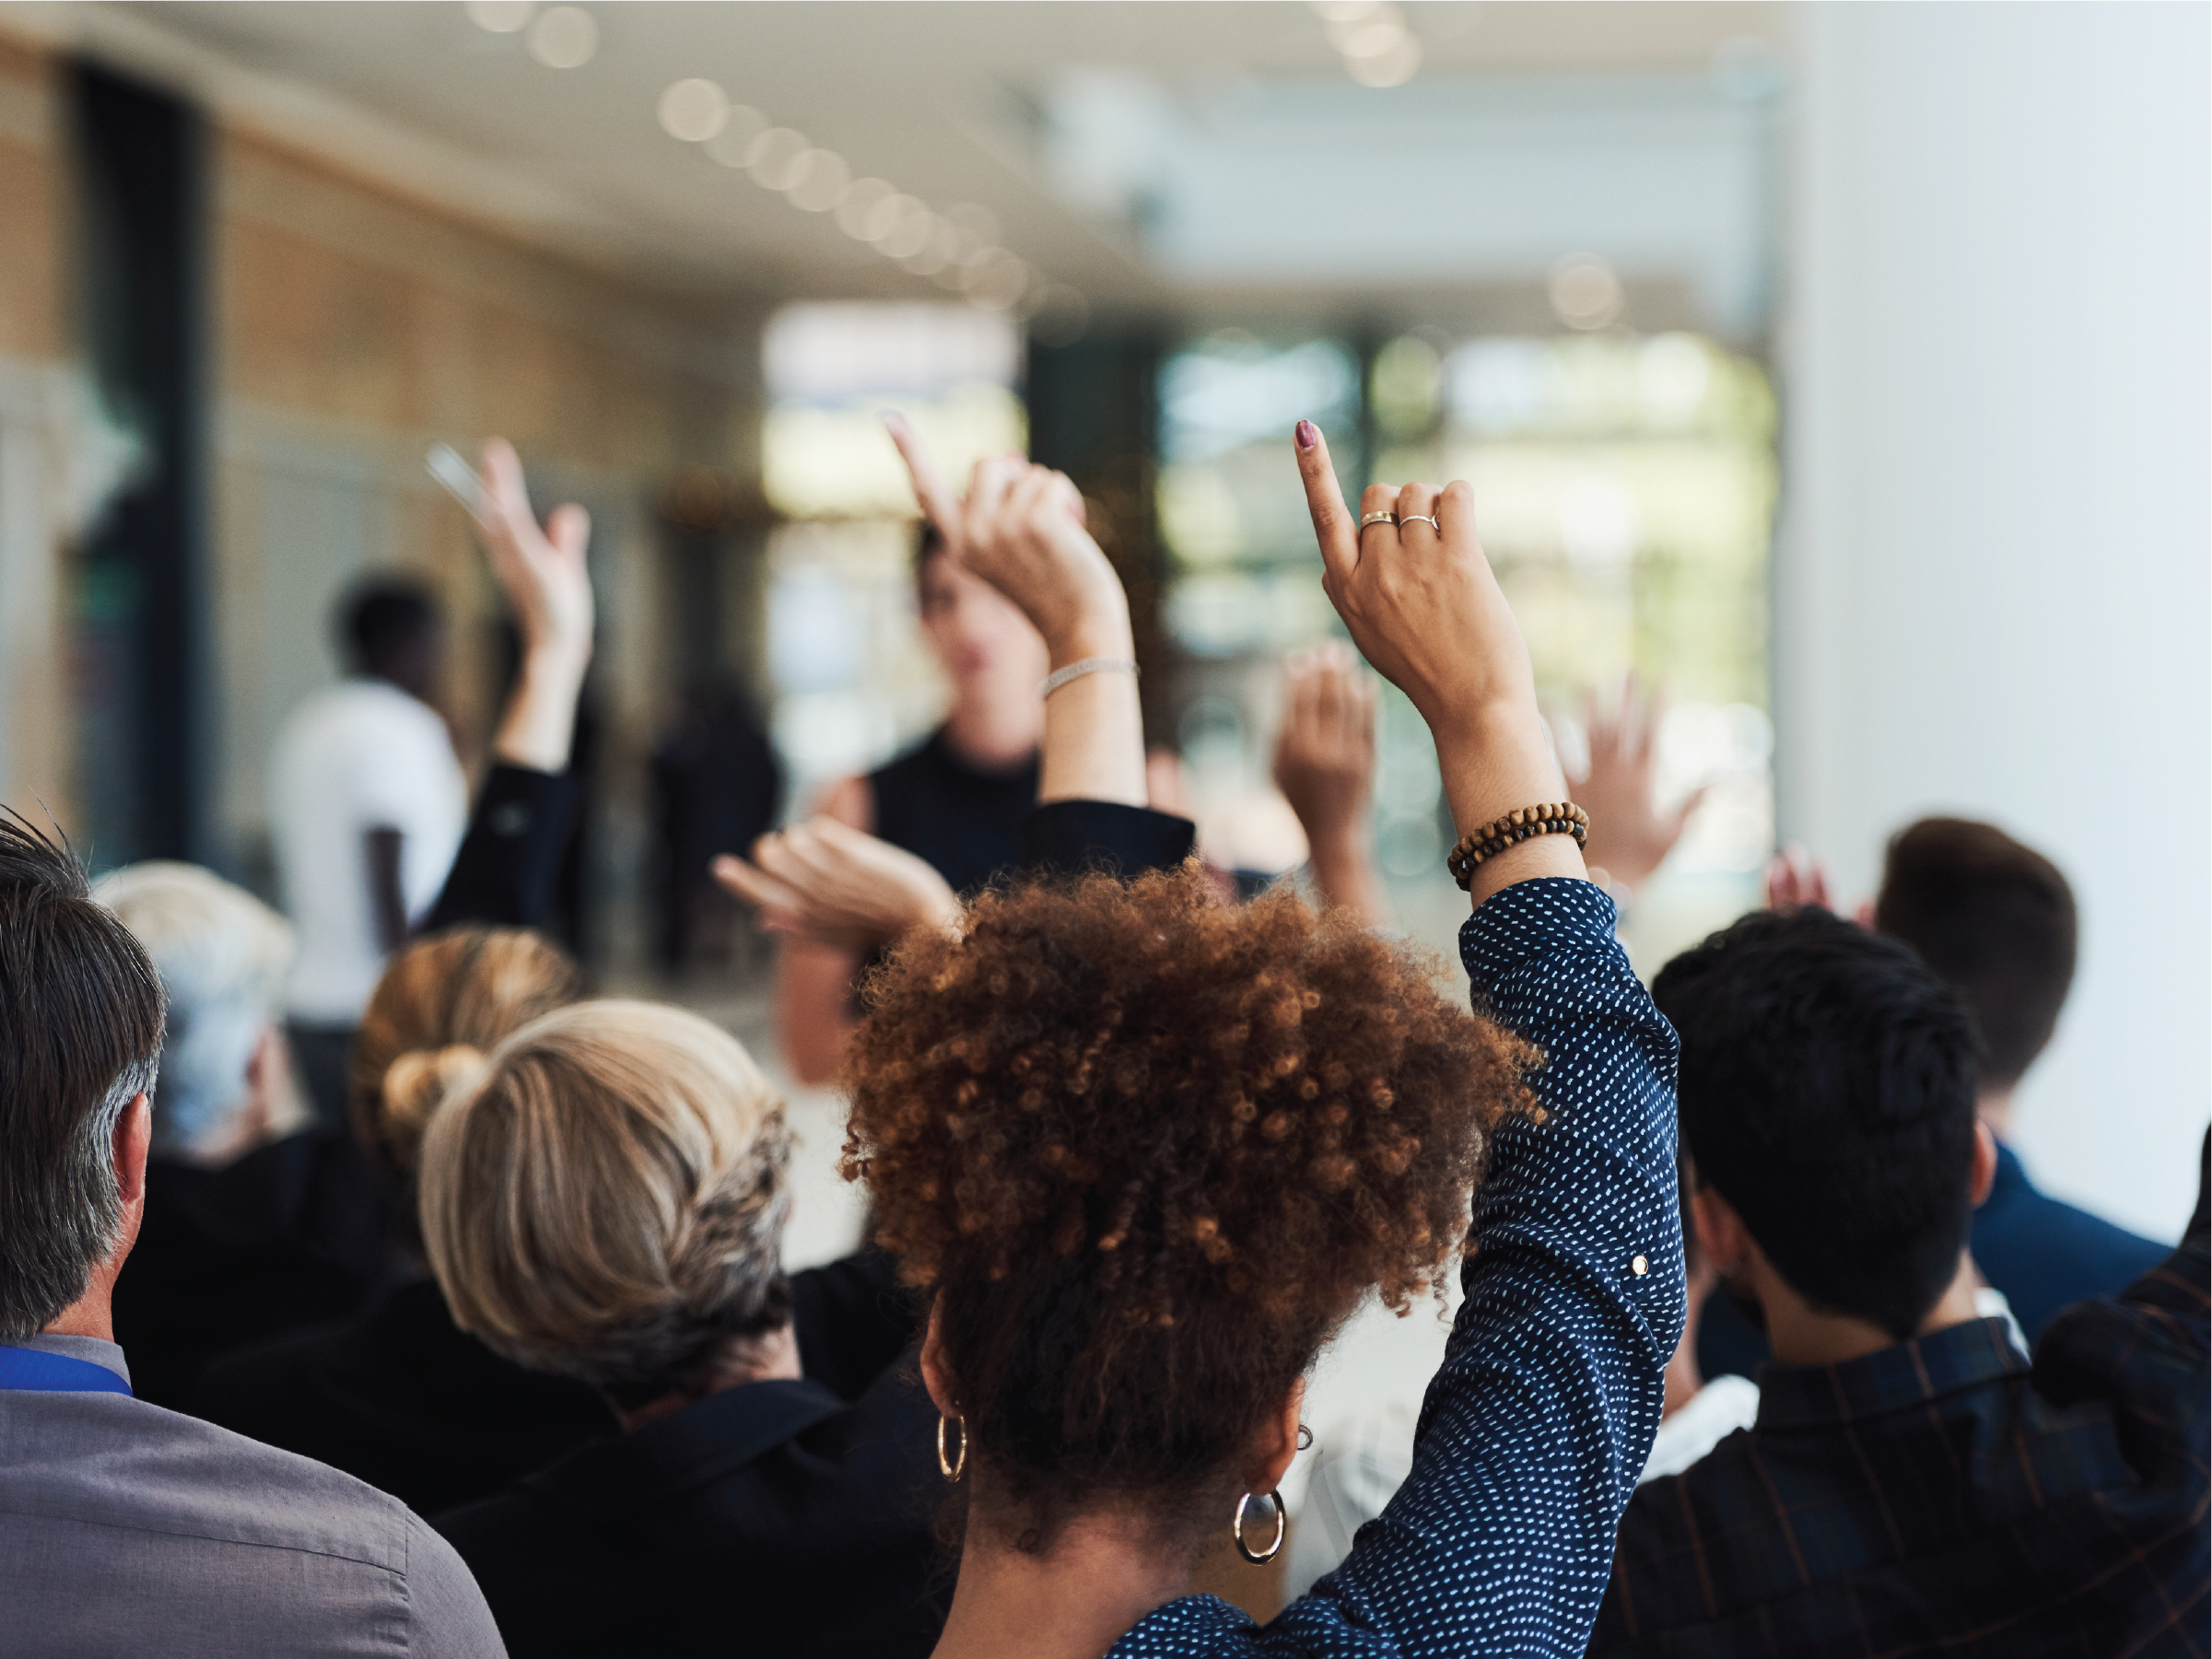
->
<box><xmin>1976</xmin><ymin>1087</ymin><xmax>2015</xmax><ymax>1142</ymax></box>
<box><xmin>608</xmin><ymin>1323</ymin><xmax>802</xmax><ymax>1433</ymax></box>
<box><xmin>41</xmin><ymin>1256</ymin><xmax>124</xmax><ymax>1344</ymax></box>
<box><xmin>1755</xmin><ymin>1249</ymin><xmax>1984</xmax><ymax>1368</ymax></box>
<box><xmin>941</xmin><ymin>690</ymin><xmax>1042</xmax><ymax>775</ymax></box>
<box><xmin>933</xmin><ymin>1500</ymin><xmax>1191</xmax><ymax>1659</ymax></box>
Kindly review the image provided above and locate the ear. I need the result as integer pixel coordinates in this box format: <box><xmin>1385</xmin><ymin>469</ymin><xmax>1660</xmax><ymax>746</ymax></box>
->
<box><xmin>918</xmin><ymin>1301</ymin><xmax>957</xmax><ymax>1419</ymax></box>
<box><xmin>1969</xmin><ymin>1118</ymin><xmax>1998</xmax><ymax>1208</ymax></box>
<box><xmin>112</xmin><ymin>1092</ymin><xmax>152</xmax><ymax>1211</ymax></box>
<box><xmin>243</xmin><ymin>1022</ymin><xmax>289</xmax><ymax>1116</ymax></box>
<box><xmin>1248</xmin><ymin>1374</ymin><xmax>1306</xmax><ymax>1496</ymax></box>
<box><xmin>1689</xmin><ymin>1183</ymin><xmax>1750</xmax><ymax>1278</ymax></box>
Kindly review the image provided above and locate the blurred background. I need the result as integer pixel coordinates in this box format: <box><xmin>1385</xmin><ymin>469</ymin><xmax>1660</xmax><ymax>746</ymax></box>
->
<box><xmin>0</xmin><ymin>3</ymin><xmax>2202</xmax><ymax>1255</ymax></box>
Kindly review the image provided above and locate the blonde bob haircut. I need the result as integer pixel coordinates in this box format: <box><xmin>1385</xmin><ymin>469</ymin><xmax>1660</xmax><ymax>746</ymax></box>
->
<box><xmin>416</xmin><ymin>999</ymin><xmax>792</xmax><ymax>1408</ymax></box>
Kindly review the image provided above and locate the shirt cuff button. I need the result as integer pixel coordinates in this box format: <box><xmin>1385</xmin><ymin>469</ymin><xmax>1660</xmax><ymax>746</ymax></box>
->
<box><xmin>1630</xmin><ymin>1254</ymin><xmax>1649</xmax><ymax>1277</ymax></box>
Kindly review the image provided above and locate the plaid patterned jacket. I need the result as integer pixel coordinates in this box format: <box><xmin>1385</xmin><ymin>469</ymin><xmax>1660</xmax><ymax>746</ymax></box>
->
<box><xmin>1591</xmin><ymin>1149</ymin><xmax>2210</xmax><ymax>1658</ymax></box>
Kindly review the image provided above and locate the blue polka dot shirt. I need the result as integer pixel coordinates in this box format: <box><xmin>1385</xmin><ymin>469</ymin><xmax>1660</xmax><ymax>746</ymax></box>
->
<box><xmin>1109</xmin><ymin>878</ymin><xmax>1687</xmax><ymax>1657</ymax></box>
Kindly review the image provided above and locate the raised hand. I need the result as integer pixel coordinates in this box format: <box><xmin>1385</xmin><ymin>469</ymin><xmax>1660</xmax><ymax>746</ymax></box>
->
<box><xmin>1765</xmin><ymin>846</ymin><xmax>1835</xmax><ymax>913</ymax></box>
<box><xmin>1271</xmin><ymin>643</ymin><xmax>1388</xmax><ymax>925</ymax></box>
<box><xmin>480</xmin><ymin>439</ymin><xmax>592</xmax><ymax>675</ymax></box>
<box><xmin>885</xmin><ymin>415</ymin><xmax>1143</xmax><ymax>806</ymax></box>
<box><xmin>1573</xmin><ymin>674</ymin><xmax>1708</xmax><ymax>894</ymax></box>
<box><xmin>1292</xmin><ymin>420</ymin><xmax>1580</xmax><ymax>903</ymax></box>
<box><xmin>474</xmin><ymin>438</ymin><xmax>593</xmax><ymax>772</ymax></box>
<box><xmin>1273</xmin><ymin>643</ymin><xmax>1377</xmax><ymax>846</ymax></box>
<box><xmin>714</xmin><ymin>817</ymin><xmax>961</xmax><ymax>954</ymax></box>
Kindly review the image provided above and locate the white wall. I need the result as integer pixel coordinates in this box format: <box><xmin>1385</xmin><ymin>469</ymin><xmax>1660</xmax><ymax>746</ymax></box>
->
<box><xmin>1779</xmin><ymin>1</ymin><xmax>2211</xmax><ymax>1241</ymax></box>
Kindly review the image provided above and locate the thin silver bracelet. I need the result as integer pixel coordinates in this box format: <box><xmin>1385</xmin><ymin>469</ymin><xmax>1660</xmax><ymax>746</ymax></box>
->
<box><xmin>1038</xmin><ymin>657</ymin><xmax>1141</xmax><ymax>700</ymax></box>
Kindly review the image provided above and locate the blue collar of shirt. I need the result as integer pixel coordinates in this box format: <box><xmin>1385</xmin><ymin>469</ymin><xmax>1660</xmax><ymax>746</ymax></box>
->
<box><xmin>0</xmin><ymin>1344</ymin><xmax>134</xmax><ymax>1396</ymax></box>
<box><xmin>1753</xmin><ymin>1316</ymin><xmax>2025</xmax><ymax>1432</ymax></box>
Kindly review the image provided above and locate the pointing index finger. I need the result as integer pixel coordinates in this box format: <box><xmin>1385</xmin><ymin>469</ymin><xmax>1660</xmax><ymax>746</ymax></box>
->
<box><xmin>883</xmin><ymin>411</ymin><xmax>962</xmax><ymax>540</ymax></box>
<box><xmin>1293</xmin><ymin>419</ymin><xmax>1359</xmax><ymax>586</ymax></box>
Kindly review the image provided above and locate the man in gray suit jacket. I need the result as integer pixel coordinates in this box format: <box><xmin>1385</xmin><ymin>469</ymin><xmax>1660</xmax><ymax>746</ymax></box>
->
<box><xmin>0</xmin><ymin>811</ymin><xmax>505</xmax><ymax>1658</ymax></box>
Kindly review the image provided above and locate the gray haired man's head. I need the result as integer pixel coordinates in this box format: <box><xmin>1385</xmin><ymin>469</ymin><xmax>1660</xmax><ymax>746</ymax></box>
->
<box><xmin>0</xmin><ymin>812</ymin><xmax>166</xmax><ymax>1340</ymax></box>
<box><xmin>93</xmin><ymin>861</ymin><xmax>295</xmax><ymax>1162</ymax></box>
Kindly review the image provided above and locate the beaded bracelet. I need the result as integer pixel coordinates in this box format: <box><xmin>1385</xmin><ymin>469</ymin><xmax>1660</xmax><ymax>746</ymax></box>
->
<box><xmin>1445</xmin><ymin>801</ymin><xmax>1590</xmax><ymax>892</ymax></box>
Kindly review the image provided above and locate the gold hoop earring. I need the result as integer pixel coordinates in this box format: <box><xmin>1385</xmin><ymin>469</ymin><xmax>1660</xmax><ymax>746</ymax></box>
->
<box><xmin>936</xmin><ymin>1412</ymin><xmax>967</xmax><ymax>1483</ymax></box>
<box><xmin>1232</xmin><ymin>1490</ymin><xmax>1285</xmax><ymax>1564</ymax></box>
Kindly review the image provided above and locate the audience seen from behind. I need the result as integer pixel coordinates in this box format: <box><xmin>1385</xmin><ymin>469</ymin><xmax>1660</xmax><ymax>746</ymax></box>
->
<box><xmin>1592</xmin><ymin>907</ymin><xmax>2209</xmax><ymax>1654</ymax></box>
<box><xmin>193</xmin><ymin>923</ymin><xmax>614</xmax><ymax>1516</ymax></box>
<box><xmin>95</xmin><ymin>862</ymin><xmax>382</xmax><ymax>1409</ymax></box>
<box><xmin>765</xmin><ymin>423</ymin><xmax>1688</xmax><ymax>1657</ymax></box>
<box><xmin>418</xmin><ymin>1001</ymin><xmax>942</xmax><ymax>1658</ymax></box>
<box><xmin>0</xmin><ymin>813</ymin><xmax>506</xmax><ymax>1657</ymax></box>
<box><xmin>9</xmin><ymin>383</ymin><xmax>2198</xmax><ymax>1659</ymax></box>
<box><xmin>1702</xmin><ymin>815</ymin><xmax>2172</xmax><ymax>1380</ymax></box>
<box><xmin>193</xmin><ymin>444</ymin><xmax>616</xmax><ymax>1515</ymax></box>
<box><xmin>421</xmin><ymin>443</ymin><xmax>1231</xmax><ymax>1658</ymax></box>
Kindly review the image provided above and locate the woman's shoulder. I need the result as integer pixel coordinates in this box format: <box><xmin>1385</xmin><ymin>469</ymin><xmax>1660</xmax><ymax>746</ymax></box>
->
<box><xmin>1108</xmin><ymin>1594</ymin><xmax>1264</xmax><ymax>1657</ymax></box>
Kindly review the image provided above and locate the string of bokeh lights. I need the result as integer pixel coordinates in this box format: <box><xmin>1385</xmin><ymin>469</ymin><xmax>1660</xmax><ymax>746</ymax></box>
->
<box><xmin>1310</xmin><ymin>0</ymin><xmax>1423</xmax><ymax>88</ymax></box>
<box><xmin>463</xmin><ymin>1</ymin><xmax>1088</xmax><ymax>336</ymax></box>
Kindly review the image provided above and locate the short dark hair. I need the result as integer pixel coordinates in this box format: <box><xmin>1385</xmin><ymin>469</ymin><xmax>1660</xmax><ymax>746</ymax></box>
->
<box><xmin>1653</xmin><ymin>907</ymin><xmax>1979</xmax><ymax>1340</ymax></box>
<box><xmin>1874</xmin><ymin>817</ymin><xmax>2076</xmax><ymax>1091</ymax></box>
<box><xmin>338</xmin><ymin>577</ymin><xmax>442</xmax><ymax>677</ymax></box>
<box><xmin>0</xmin><ymin>812</ymin><xmax>166</xmax><ymax>1338</ymax></box>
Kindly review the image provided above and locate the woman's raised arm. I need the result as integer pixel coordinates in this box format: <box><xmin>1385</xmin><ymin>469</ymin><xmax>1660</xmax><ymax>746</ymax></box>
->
<box><xmin>1263</xmin><ymin>423</ymin><xmax>1683</xmax><ymax>1658</ymax></box>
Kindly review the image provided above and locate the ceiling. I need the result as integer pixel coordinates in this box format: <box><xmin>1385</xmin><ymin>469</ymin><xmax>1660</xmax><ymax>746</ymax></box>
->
<box><xmin>18</xmin><ymin>1</ymin><xmax>1791</xmax><ymax>321</ymax></box>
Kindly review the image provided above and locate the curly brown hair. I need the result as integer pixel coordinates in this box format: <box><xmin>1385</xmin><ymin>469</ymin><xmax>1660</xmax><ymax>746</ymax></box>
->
<box><xmin>843</xmin><ymin>866</ymin><xmax>1539</xmax><ymax>1552</ymax></box>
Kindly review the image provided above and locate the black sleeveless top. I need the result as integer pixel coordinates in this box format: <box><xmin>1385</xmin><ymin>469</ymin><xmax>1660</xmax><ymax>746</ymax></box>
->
<box><xmin>867</xmin><ymin>727</ymin><xmax>1040</xmax><ymax>896</ymax></box>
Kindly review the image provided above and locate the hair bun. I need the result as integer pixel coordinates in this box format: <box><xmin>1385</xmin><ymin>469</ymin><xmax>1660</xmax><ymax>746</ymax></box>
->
<box><xmin>380</xmin><ymin>1045</ymin><xmax>488</xmax><ymax>1152</ymax></box>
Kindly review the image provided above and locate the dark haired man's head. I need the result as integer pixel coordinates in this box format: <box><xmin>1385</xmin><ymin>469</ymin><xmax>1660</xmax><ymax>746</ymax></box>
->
<box><xmin>1655</xmin><ymin>907</ymin><xmax>1984</xmax><ymax>1343</ymax></box>
<box><xmin>1874</xmin><ymin>816</ymin><xmax>2076</xmax><ymax>1097</ymax></box>
<box><xmin>0</xmin><ymin>812</ymin><xmax>166</xmax><ymax>1339</ymax></box>
<box><xmin>340</xmin><ymin>578</ymin><xmax>446</xmax><ymax>703</ymax></box>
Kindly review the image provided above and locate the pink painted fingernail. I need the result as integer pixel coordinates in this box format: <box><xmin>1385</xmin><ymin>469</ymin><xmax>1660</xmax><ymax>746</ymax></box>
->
<box><xmin>1295</xmin><ymin>419</ymin><xmax>1317</xmax><ymax>450</ymax></box>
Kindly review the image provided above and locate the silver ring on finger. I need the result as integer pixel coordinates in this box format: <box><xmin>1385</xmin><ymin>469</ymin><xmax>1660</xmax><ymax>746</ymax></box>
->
<box><xmin>1359</xmin><ymin>511</ymin><xmax>1399</xmax><ymax>530</ymax></box>
<box><xmin>1400</xmin><ymin>513</ymin><xmax>1440</xmax><ymax>532</ymax></box>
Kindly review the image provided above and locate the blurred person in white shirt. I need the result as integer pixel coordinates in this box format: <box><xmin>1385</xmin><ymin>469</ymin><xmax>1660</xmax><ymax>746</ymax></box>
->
<box><xmin>269</xmin><ymin>577</ymin><xmax>467</xmax><ymax>1126</ymax></box>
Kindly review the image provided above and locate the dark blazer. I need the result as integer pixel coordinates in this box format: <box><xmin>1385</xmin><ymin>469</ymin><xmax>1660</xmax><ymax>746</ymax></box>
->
<box><xmin>432</xmin><ymin>1251</ymin><xmax>942</xmax><ymax>1659</ymax></box>
<box><xmin>194</xmin><ymin>1278</ymin><xmax>617</xmax><ymax>1517</ymax></box>
<box><xmin>111</xmin><ymin>1128</ymin><xmax>386</xmax><ymax>1410</ymax></box>
<box><xmin>1598</xmin><ymin>1137</ymin><xmax>2210</xmax><ymax>1657</ymax></box>
<box><xmin>1972</xmin><ymin>1139</ymin><xmax>2171</xmax><ymax>1341</ymax></box>
<box><xmin>113</xmin><ymin>766</ymin><xmax>579</xmax><ymax>1412</ymax></box>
